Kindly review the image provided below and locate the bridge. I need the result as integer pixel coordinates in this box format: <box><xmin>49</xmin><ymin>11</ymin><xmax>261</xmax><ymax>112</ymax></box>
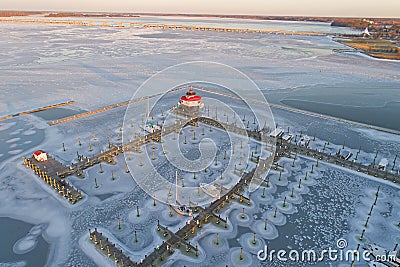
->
<box><xmin>0</xmin><ymin>17</ymin><xmax>328</xmax><ymax>37</ymax></box>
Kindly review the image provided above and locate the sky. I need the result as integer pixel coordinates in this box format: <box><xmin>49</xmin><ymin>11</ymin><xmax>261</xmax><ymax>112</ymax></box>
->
<box><xmin>2</xmin><ymin>0</ymin><xmax>400</xmax><ymax>18</ymax></box>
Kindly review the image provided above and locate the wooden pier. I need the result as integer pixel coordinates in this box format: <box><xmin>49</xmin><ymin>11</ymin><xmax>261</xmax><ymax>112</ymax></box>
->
<box><xmin>23</xmin><ymin>104</ymin><xmax>400</xmax><ymax>207</ymax></box>
<box><xmin>11</xmin><ymin>88</ymin><xmax>398</xmax><ymax>264</ymax></box>
<box><xmin>22</xmin><ymin>155</ymin><xmax>83</xmax><ymax>204</ymax></box>
<box><xmin>54</xmin><ymin>115</ymin><xmax>258</xmax><ymax>179</ymax></box>
<box><xmin>138</xmin><ymin>169</ymin><xmax>255</xmax><ymax>266</ymax></box>
<box><xmin>90</xmin><ymin>125</ymin><xmax>400</xmax><ymax>266</ymax></box>
<box><xmin>275</xmin><ymin>138</ymin><xmax>400</xmax><ymax>184</ymax></box>
<box><xmin>0</xmin><ymin>101</ymin><xmax>75</xmax><ymax>122</ymax></box>
<box><xmin>89</xmin><ymin>229</ymin><xmax>138</xmax><ymax>267</ymax></box>
<box><xmin>34</xmin><ymin>108</ymin><xmax>400</xmax><ymax>205</ymax></box>
<box><xmin>79</xmin><ymin>115</ymin><xmax>268</xmax><ymax>265</ymax></box>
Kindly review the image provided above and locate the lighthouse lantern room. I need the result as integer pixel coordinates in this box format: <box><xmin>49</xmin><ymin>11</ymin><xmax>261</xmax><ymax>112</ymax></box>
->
<box><xmin>178</xmin><ymin>88</ymin><xmax>204</xmax><ymax>114</ymax></box>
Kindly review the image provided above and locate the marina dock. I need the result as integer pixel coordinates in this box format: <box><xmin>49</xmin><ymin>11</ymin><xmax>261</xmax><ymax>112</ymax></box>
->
<box><xmin>17</xmin><ymin>89</ymin><xmax>399</xmax><ymax>264</ymax></box>
<box><xmin>275</xmin><ymin>138</ymin><xmax>400</xmax><ymax>184</ymax></box>
<box><xmin>193</xmin><ymin>86</ymin><xmax>400</xmax><ymax>136</ymax></box>
<box><xmin>85</xmin><ymin>116</ymin><xmax>399</xmax><ymax>266</ymax></box>
<box><xmin>22</xmin><ymin>155</ymin><xmax>83</xmax><ymax>204</ymax></box>
<box><xmin>89</xmin><ymin>168</ymin><xmax>256</xmax><ymax>267</ymax></box>
<box><xmin>137</xmin><ymin>168</ymin><xmax>256</xmax><ymax>267</ymax></box>
<box><xmin>24</xmin><ymin>111</ymin><xmax>399</xmax><ymax>206</ymax></box>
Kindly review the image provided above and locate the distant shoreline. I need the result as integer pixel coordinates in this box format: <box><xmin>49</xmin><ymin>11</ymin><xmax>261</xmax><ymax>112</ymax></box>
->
<box><xmin>1</xmin><ymin>10</ymin><xmax>399</xmax><ymax>27</ymax></box>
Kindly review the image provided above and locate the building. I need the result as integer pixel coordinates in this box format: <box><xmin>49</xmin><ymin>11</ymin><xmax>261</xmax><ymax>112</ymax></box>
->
<box><xmin>142</xmin><ymin>121</ymin><xmax>161</xmax><ymax>133</ymax></box>
<box><xmin>33</xmin><ymin>150</ymin><xmax>47</xmax><ymax>162</ymax></box>
<box><xmin>269</xmin><ymin>127</ymin><xmax>284</xmax><ymax>138</ymax></box>
<box><xmin>177</xmin><ymin>88</ymin><xmax>204</xmax><ymax>114</ymax></box>
<box><xmin>378</xmin><ymin>158</ymin><xmax>389</xmax><ymax>171</ymax></box>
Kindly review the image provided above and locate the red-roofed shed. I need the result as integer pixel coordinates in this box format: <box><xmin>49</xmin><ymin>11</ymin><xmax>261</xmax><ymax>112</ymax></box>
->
<box><xmin>33</xmin><ymin>150</ymin><xmax>47</xmax><ymax>162</ymax></box>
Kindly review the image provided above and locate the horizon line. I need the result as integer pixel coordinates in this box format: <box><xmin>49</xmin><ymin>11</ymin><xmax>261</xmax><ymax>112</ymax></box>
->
<box><xmin>1</xmin><ymin>10</ymin><xmax>400</xmax><ymax>19</ymax></box>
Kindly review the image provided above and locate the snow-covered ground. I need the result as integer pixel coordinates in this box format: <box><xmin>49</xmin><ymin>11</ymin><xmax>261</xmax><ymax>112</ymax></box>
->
<box><xmin>0</xmin><ymin>20</ymin><xmax>399</xmax><ymax>267</ymax></box>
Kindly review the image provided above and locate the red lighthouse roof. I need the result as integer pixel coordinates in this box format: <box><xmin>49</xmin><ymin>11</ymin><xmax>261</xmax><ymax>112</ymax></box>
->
<box><xmin>180</xmin><ymin>95</ymin><xmax>201</xmax><ymax>101</ymax></box>
<box><xmin>180</xmin><ymin>89</ymin><xmax>202</xmax><ymax>102</ymax></box>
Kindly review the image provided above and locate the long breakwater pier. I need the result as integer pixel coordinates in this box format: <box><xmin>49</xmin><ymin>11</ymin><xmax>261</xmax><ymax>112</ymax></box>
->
<box><xmin>0</xmin><ymin>100</ymin><xmax>75</xmax><ymax>122</ymax></box>
<box><xmin>0</xmin><ymin>17</ymin><xmax>328</xmax><ymax>37</ymax></box>
<box><xmin>47</xmin><ymin>88</ymin><xmax>186</xmax><ymax>126</ymax></box>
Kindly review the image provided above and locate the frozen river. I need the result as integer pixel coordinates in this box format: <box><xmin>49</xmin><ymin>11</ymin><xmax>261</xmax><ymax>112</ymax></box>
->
<box><xmin>31</xmin><ymin>15</ymin><xmax>362</xmax><ymax>34</ymax></box>
<box><xmin>0</xmin><ymin>17</ymin><xmax>399</xmax><ymax>267</ymax></box>
<box><xmin>0</xmin><ymin>18</ymin><xmax>399</xmax><ymax>131</ymax></box>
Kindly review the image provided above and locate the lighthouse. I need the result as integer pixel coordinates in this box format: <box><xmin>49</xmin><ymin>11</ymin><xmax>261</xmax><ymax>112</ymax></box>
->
<box><xmin>177</xmin><ymin>88</ymin><xmax>204</xmax><ymax>115</ymax></box>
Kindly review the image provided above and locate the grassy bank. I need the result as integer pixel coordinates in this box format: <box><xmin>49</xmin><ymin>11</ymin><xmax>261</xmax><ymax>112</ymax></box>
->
<box><xmin>337</xmin><ymin>38</ymin><xmax>400</xmax><ymax>60</ymax></box>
